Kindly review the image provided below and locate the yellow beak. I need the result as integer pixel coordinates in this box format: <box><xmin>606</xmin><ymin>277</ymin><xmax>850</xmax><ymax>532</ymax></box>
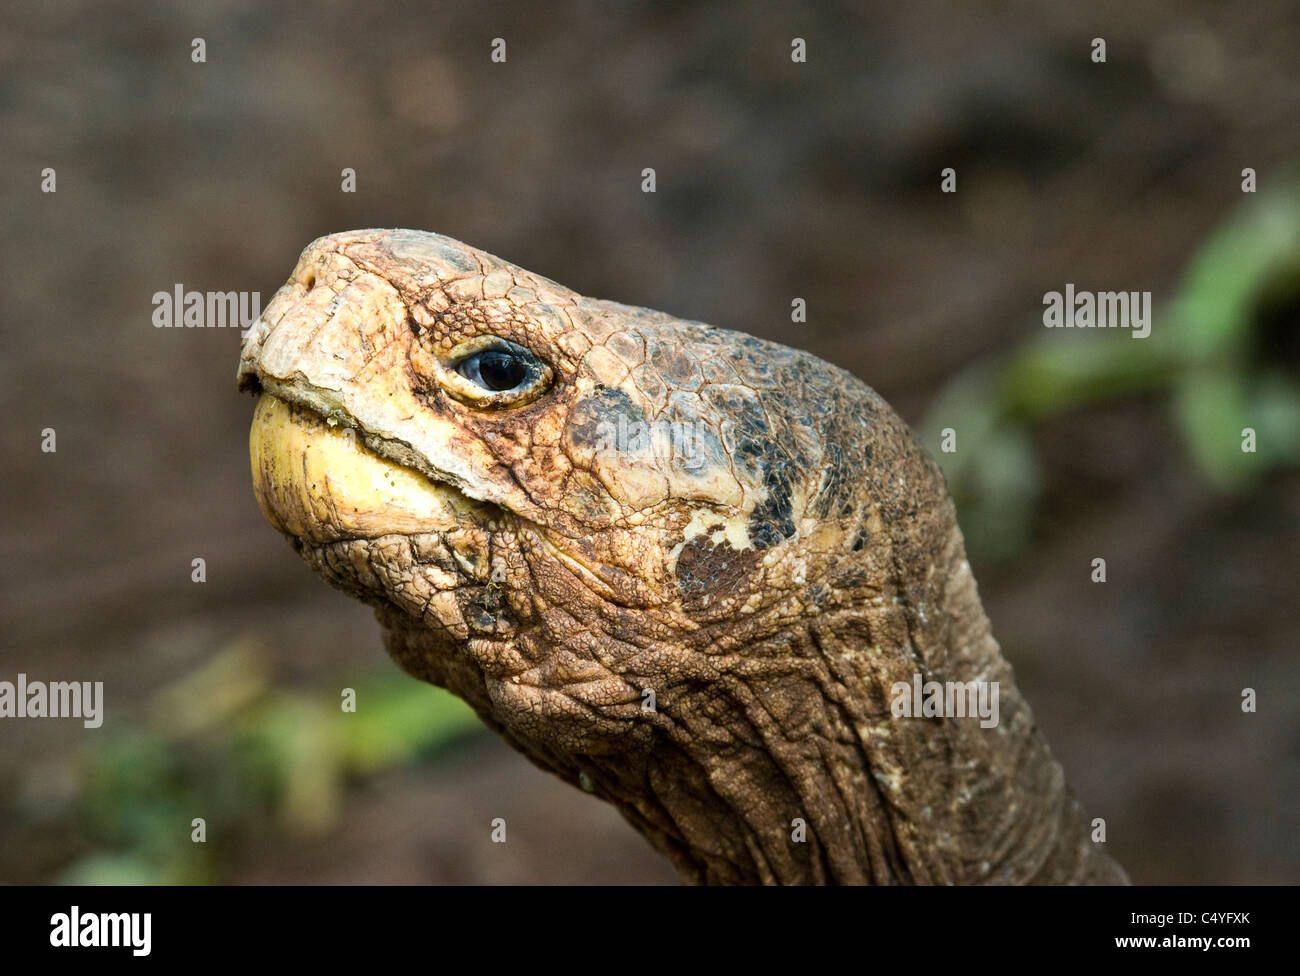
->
<box><xmin>249</xmin><ymin>394</ymin><xmax>479</xmax><ymax>545</ymax></box>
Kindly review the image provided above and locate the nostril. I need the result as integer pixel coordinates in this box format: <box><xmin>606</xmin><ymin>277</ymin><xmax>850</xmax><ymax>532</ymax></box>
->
<box><xmin>303</xmin><ymin>272</ymin><xmax>317</xmax><ymax>289</ymax></box>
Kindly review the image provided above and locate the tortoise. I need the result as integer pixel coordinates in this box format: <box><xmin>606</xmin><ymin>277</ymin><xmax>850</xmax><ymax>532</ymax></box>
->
<box><xmin>238</xmin><ymin>228</ymin><xmax>1127</xmax><ymax>885</ymax></box>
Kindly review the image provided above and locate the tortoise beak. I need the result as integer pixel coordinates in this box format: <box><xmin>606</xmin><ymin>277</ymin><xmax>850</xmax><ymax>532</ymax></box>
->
<box><xmin>249</xmin><ymin>394</ymin><xmax>482</xmax><ymax>546</ymax></box>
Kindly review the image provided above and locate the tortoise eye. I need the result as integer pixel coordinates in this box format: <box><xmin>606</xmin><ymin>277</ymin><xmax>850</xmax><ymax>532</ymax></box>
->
<box><xmin>457</xmin><ymin>348</ymin><xmax>530</xmax><ymax>392</ymax></box>
<box><xmin>440</xmin><ymin>337</ymin><xmax>552</xmax><ymax>408</ymax></box>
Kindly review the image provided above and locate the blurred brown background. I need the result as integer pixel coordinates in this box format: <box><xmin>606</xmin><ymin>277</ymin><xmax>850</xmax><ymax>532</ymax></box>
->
<box><xmin>2</xmin><ymin>0</ymin><xmax>1298</xmax><ymax>884</ymax></box>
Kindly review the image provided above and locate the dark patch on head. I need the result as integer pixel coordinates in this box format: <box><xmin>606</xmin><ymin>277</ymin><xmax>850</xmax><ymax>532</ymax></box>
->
<box><xmin>748</xmin><ymin>457</ymin><xmax>797</xmax><ymax>548</ymax></box>
<box><xmin>566</xmin><ymin>386</ymin><xmax>645</xmax><ymax>449</ymax></box>
<box><xmin>808</xmin><ymin>441</ymin><xmax>854</xmax><ymax>520</ymax></box>
<box><xmin>674</xmin><ymin>536</ymin><xmax>761</xmax><ymax>615</ymax></box>
<box><xmin>704</xmin><ymin>388</ymin><xmax>801</xmax><ymax>549</ymax></box>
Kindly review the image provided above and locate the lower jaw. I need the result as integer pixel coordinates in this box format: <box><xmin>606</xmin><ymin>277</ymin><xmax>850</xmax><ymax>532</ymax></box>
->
<box><xmin>298</xmin><ymin>536</ymin><xmax>490</xmax><ymax>630</ymax></box>
<box><xmin>249</xmin><ymin>392</ymin><xmax>487</xmax><ymax>545</ymax></box>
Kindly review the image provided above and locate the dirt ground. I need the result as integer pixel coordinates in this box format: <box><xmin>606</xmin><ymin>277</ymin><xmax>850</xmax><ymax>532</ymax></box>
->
<box><xmin>2</xmin><ymin>0</ymin><xmax>1297</xmax><ymax>883</ymax></box>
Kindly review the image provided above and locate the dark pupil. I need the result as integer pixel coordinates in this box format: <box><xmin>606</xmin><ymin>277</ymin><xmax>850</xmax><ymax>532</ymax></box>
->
<box><xmin>475</xmin><ymin>351</ymin><xmax>526</xmax><ymax>391</ymax></box>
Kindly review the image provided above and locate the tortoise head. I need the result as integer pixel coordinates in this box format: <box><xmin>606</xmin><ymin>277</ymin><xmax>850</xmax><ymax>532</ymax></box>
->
<box><xmin>237</xmin><ymin>230</ymin><xmax>925</xmax><ymax>740</ymax></box>
<box><xmin>237</xmin><ymin>229</ymin><xmax>1052</xmax><ymax>887</ymax></box>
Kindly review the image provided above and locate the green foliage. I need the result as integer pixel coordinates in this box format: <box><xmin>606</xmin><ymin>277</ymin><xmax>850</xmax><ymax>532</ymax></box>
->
<box><xmin>55</xmin><ymin>641</ymin><xmax>483</xmax><ymax>884</ymax></box>
<box><xmin>1170</xmin><ymin>187</ymin><xmax>1300</xmax><ymax>483</ymax></box>
<box><xmin>923</xmin><ymin>177</ymin><xmax>1300</xmax><ymax>562</ymax></box>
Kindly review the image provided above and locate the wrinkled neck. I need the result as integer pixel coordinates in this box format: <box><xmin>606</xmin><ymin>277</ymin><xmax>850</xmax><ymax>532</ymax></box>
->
<box><xmin>581</xmin><ymin>532</ymin><xmax>1127</xmax><ymax>885</ymax></box>
<box><xmin>377</xmin><ymin>525</ymin><xmax>1127</xmax><ymax>885</ymax></box>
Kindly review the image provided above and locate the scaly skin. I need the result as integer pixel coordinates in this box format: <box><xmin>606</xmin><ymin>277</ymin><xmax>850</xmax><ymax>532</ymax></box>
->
<box><xmin>237</xmin><ymin>229</ymin><xmax>1127</xmax><ymax>885</ymax></box>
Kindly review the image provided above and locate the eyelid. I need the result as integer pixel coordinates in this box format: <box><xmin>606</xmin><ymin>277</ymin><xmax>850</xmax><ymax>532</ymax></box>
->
<box><xmin>437</xmin><ymin>336</ymin><xmax>553</xmax><ymax>408</ymax></box>
<box><xmin>440</xmin><ymin>334</ymin><xmax>520</xmax><ymax>364</ymax></box>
